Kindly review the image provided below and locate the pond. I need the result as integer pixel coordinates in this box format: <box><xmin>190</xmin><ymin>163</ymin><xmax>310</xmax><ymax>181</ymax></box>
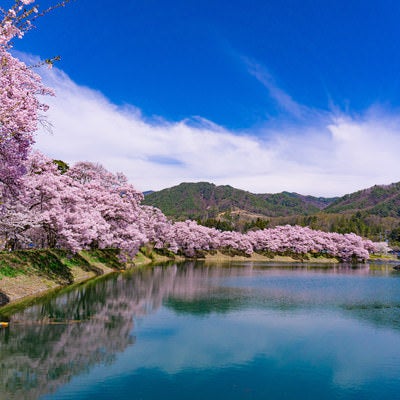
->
<box><xmin>1</xmin><ymin>261</ymin><xmax>400</xmax><ymax>399</ymax></box>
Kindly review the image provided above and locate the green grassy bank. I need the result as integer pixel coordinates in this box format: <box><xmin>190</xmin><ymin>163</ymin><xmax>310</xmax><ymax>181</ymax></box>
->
<box><xmin>0</xmin><ymin>246</ymin><xmax>179</xmax><ymax>307</ymax></box>
<box><xmin>0</xmin><ymin>249</ymin><xmax>144</xmax><ymax>306</ymax></box>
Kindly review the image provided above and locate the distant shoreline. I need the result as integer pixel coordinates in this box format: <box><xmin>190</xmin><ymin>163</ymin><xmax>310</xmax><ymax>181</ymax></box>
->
<box><xmin>201</xmin><ymin>251</ymin><xmax>339</xmax><ymax>264</ymax></box>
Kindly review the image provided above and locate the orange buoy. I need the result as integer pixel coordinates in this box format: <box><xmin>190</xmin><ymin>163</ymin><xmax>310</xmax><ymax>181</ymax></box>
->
<box><xmin>0</xmin><ymin>322</ymin><xmax>9</xmax><ymax>328</ymax></box>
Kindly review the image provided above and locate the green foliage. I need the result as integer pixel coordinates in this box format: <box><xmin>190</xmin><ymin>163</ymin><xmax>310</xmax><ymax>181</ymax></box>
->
<box><xmin>80</xmin><ymin>249</ymin><xmax>124</xmax><ymax>270</ymax></box>
<box><xmin>143</xmin><ymin>182</ymin><xmax>335</xmax><ymax>221</ymax></box>
<box><xmin>52</xmin><ymin>159</ymin><xmax>70</xmax><ymax>174</ymax></box>
<box><xmin>0</xmin><ymin>260</ymin><xmax>22</xmax><ymax>278</ymax></box>
<box><xmin>243</xmin><ymin>218</ymin><xmax>270</xmax><ymax>232</ymax></box>
<box><xmin>20</xmin><ymin>250</ymin><xmax>74</xmax><ymax>284</ymax></box>
<box><xmin>389</xmin><ymin>227</ymin><xmax>400</xmax><ymax>245</ymax></box>
<box><xmin>202</xmin><ymin>218</ymin><xmax>234</xmax><ymax>231</ymax></box>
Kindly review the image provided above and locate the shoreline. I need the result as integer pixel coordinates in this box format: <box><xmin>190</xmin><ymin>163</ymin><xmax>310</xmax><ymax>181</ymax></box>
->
<box><xmin>0</xmin><ymin>249</ymin><xmax>397</xmax><ymax>311</ymax></box>
<box><xmin>201</xmin><ymin>251</ymin><xmax>340</xmax><ymax>264</ymax></box>
<box><xmin>0</xmin><ymin>248</ymin><xmax>180</xmax><ymax>310</ymax></box>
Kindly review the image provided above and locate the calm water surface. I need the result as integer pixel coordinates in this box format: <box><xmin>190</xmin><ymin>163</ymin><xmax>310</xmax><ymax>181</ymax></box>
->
<box><xmin>1</xmin><ymin>262</ymin><xmax>400</xmax><ymax>399</ymax></box>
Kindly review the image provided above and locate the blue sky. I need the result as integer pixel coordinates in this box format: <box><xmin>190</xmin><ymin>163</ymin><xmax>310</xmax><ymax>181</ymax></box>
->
<box><xmin>10</xmin><ymin>0</ymin><xmax>400</xmax><ymax>195</ymax></box>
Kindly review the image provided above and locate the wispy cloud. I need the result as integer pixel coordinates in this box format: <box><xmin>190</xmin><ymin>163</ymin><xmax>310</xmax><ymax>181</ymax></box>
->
<box><xmin>244</xmin><ymin>57</ymin><xmax>311</xmax><ymax>119</ymax></box>
<box><xmin>32</xmin><ymin>60</ymin><xmax>400</xmax><ymax>197</ymax></box>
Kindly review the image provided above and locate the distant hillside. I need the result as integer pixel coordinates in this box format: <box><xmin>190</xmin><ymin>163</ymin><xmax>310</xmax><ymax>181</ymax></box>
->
<box><xmin>142</xmin><ymin>181</ymin><xmax>400</xmax><ymax>242</ymax></box>
<box><xmin>256</xmin><ymin>191</ymin><xmax>337</xmax><ymax>216</ymax></box>
<box><xmin>142</xmin><ymin>182</ymin><xmax>336</xmax><ymax>220</ymax></box>
<box><xmin>325</xmin><ymin>182</ymin><xmax>400</xmax><ymax>217</ymax></box>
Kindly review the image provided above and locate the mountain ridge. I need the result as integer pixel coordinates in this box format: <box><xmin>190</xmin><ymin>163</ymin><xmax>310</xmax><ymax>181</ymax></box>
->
<box><xmin>325</xmin><ymin>182</ymin><xmax>400</xmax><ymax>217</ymax></box>
<box><xmin>142</xmin><ymin>181</ymin><xmax>400</xmax><ymax>242</ymax></box>
<box><xmin>142</xmin><ymin>181</ymin><xmax>338</xmax><ymax>219</ymax></box>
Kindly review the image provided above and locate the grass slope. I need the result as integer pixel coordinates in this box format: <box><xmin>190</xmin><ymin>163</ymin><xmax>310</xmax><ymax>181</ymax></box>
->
<box><xmin>0</xmin><ymin>249</ymin><xmax>127</xmax><ymax>306</ymax></box>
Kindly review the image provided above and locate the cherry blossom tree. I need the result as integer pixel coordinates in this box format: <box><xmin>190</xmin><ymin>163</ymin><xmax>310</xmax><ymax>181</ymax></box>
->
<box><xmin>7</xmin><ymin>152</ymin><xmax>98</xmax><ymax>252</ymax></box>
<box><xmin>0</xmin><ymin>0</ymin><xmax>67</xmax><ymax>197</ymax></box>
<box><xmin>163</xmin><ymin>220</ymin><xmax>221</xmax><ymax>257</ymax></box>
<box><xmin>0</xmin><ymin>199</ymin><xmax>40</xmax><ymax>250</ymax></box>
<box><xmin>139</xmin><ymin>205</ymin><xmax>172</xmax><ymax>250</ymax></box>
<box><xmin>66</xmin><ymin>161</ymin><xmax>147</xmax><ymax>258</ymax></box>
<box><xmin>0</xmin><ymin>155</ymin><xmax>151</xmax><ymax>257</ymax></box>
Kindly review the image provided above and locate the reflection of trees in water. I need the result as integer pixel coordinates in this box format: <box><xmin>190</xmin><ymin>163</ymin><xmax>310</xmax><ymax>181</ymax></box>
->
<box><xmin>0</xmin><ymin>263</ymin><xmax>256</xmax><ymax>400</ymax></box>
<box><xmin>166</xmin><ymin>263</ymin><xmax>400</xmax><ymax>333</ymax></box>
<box><xmin>1</xmin><ymin>262</ymin><xmax>397</xmax><ymax>399</ymax></box>
<box><xmin>0</xmin><ymin>276</ymin><xmax>135</xmax><ymax>400</ymax></box>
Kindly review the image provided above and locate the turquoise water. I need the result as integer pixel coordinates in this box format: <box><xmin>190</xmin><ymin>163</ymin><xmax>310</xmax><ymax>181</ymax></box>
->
<box><xmin>1</xmin><ymin>262</ymin><xmax>400</xmax><ymax>399</ymax></box>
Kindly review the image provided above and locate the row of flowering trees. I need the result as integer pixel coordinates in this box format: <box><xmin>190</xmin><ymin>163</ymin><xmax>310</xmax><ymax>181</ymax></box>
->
<box><xmin>162</xmin><ymin>219</ymin><xmax>376</xmax><ymax>261</ymax></box>
<box><xmin>0</xmin><ymin>152</ymin><xmax>377</xmax><ymax>262</ymax></box>
<box><xmin>0</xmin><ymin>0</ymin><xmax>378</xmax><ymax>262</ymax></box>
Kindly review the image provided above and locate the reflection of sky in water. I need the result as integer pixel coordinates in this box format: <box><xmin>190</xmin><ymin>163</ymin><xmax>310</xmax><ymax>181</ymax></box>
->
<box><xmin>46</xmin><ymin>307</ymin><xmax>400</xmax><ymax>400</ymax></box>
<box><xmin>41</xmin><ymin>265</ymin><xmax>400</xmax><ymax>400</ymax></box>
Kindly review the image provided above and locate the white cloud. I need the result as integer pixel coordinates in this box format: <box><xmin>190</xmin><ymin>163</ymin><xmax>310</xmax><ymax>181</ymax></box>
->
<box><xmin>34</xmin><ymin>65</ymin><xmax>400</xmax><ymax>197</ymax></box>
<box><xmin>244</xmin><ymin>57</ymin><xmax>309</xmax><ymax>118</ymax></box>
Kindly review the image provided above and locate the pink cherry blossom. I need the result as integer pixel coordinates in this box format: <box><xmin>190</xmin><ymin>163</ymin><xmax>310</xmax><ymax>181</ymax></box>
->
<box><xmin>0</xmin><ymin>1</ymin><xmax>53</xmax><ymax>196</ymax></box>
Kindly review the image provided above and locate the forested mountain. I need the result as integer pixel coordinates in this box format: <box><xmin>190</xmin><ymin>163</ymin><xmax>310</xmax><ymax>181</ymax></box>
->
<box><xmin>142</xmin><ymin>182</ymin><xmax>337</xmax><ymax>220</ymax></box>
<box><xmin>143</xmin><ymin>181</ymin><xmax>400</xmax><ymax>242</ymax></box>
<box><xmin>325</xmin><ymin>182</ymin><xmax>400</xmax><ymax>217</ymax></box>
